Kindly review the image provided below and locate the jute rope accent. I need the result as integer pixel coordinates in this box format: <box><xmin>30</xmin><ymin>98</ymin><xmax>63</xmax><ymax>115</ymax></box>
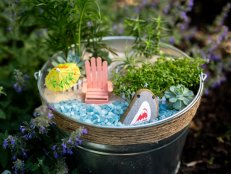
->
<box><xmin>53</xmin><ymin>98</ymin><xmax>201</xmax><ymax>145</ymax></box>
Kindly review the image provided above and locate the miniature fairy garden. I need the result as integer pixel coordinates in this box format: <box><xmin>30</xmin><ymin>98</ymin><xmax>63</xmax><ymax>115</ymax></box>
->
<box><xmin>41</xmin><ymin>16</ymin><xmax>205</xmax><ymax>127</ymax></box>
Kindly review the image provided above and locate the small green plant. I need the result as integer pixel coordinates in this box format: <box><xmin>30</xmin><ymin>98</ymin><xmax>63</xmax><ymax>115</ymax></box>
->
<box><xmin>112</xmin><ymin>57</ymin><xmax>205</xmax><ymax>100</ymax></box>
<box><xmin>125</xmin><ymin>16</ymin><xmax>165</xmax><ymax>58</ymax></box>
<box><xmin>164</xmin><ymin>84</ymin><xmax>195</xmax><ymax>110</ymax></box>
<box><xmin>23</xmin><ymin>0</ymin><xmax>110</xmax><ymax>60</ymax></box>
<box><xmin>112</xmin><ymin>51</ymin><xmax>143</xmax><ymax>72</ymax></box>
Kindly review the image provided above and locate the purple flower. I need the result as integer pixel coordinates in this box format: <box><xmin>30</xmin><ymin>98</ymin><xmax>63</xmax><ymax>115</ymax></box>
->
<box><xmin>13</xmin><ymin>83</ymin><xmax>23</xmax><ymax>93</ymax></box>
<box><xmin>39</xmin><ymin>126</ymin><xmax>47</xmax><ymax>134</ymax></box>
<box><xmin>62</xmin><ymin>142</ymin><xmax>67</xmax><ymax>154</ymax></box>
<box><xmin>75</xmin><ymin>138</ymin><xmax>82</xmax><ymax>145</ymax></box>
<box><xmin>10</xmin><ymin>138</ymin><xmax>16</xmax><ymax>146</ymax></box>
<box><xmin>67</xmin><ymin>138</ymin><xmax>73</xmax><ymax>145</ymax></box>
<box><xmin>47</xmin><ymin>105</ymin><xmax>55</xmax><ymax>111</ymax></box>
<box><xmin>217</xmin><ymin>26</ymin><xmax>228</xmax><ymax>45</ymax></box>
<box><xmin>48</xmin><ymin>112</ymin><xmax>54</xmax><ymax>119</ymax></box>
<box><xmin>208</xmin><ymin>54</ymin><xmax>221</xmax><ymax>62</ymax></box>
<box><xmin>12</xmin><ymin>155</ymin><xmax>17</xmax><ymax>161</ymax></box>
<box><xmin>67</xmin><ymin>149</ymin><xmax>73</xmax><ymax>155</ymax></box>
<box><xmin>81</xmin><ymin>128</ymin><xmax>88</xmax><ymax>135</ymax></box>
<box><xmin>163</xmin><ymin>5</ymin><xmax>170</xmax><ymax>14</ymax></box>
<box><xmin>20</xmin><ymin>126</ymin><xmax>26</xmax><ymax>134</ymax></box>
<box><xmin>187</xmin><ymin>0</ymin><xmax>194</xmax><ymax>11</ymax></box>
<box><xmin>54</xmin><ymin>152</ymin><xmax>58</xmax><ymax>159</ymax></box>
<box><xmin>3</xmin><ymin>139</ymin><xmax>8</xmax><ymax>149</ymax></box>
<box><xmin>180</xmin><ymin>12</ymin><xmax>189</xmax><ymax>22</ymax></box>
<box><xmin>62</xmin><ymin>142</ymin><xmax>67</xmax><ymax>149</ymax></box>
<box><xmin>51</xmin><ymin>145</ymin><xmax>56</xmax><ymax>151</ymax></box>
<box><xmin>23</xmin><ymin>133</ymin><xmax>33</xmax><ymax>140</ymax></box>
<box><xmin>211</xmin><ymin>81</ymin><xmax>221</xmax><ymax>89</ymax></box>
<box><xmin>178</xmin><ymin>23</ymin><xmax>188</xmax><ymax>30</ymax></box>
<box><xmin>169</xmin><ymin>37</ymin><xmax>175</xmax><ymax>44</ymax></box>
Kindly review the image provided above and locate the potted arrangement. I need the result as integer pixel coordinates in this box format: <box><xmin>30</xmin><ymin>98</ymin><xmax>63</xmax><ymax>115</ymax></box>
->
<box><xmin>35</xmin><ymin>0</ymin><xmax>206</xmax><ymax>173</ymax></box>
<box><xmin>4</xmin><ymin>0</ymin><xmax>207</xmax><ymax>173</ymax></box>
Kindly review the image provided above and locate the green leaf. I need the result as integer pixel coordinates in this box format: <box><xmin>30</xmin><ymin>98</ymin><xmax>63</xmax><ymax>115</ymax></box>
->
<box><xmin>0</xmin><ymin>109</ymin><xmax>6</xmax><ymax>119</ymax></box>
<box><xmin>164</xmin><ymin>91</ymin><xmax>174</xmax><ymax>98</ymax></box>
<box><xmin>169</xmin><ymin>86</ymin><xmax>175</xmax><ymax>93</ymax></box>
<box><xmin>173</xmin><ymin>100</ymin><xmax>183</xmax><ymax>110</ymax></box>
<box><xmin>169</xmin><ymin>97</ymin><xmax>177</xmax><ymax>103</ymax></box>
<box><xmin>182</xmin><ymin>97</ymin><xmax>190</xmax><ymax>105</ymax></box>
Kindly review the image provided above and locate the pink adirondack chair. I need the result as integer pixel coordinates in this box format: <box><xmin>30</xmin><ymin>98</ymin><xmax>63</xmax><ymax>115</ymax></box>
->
<box><xmin>82</xmin><ymin>57</ymin><xmax>113</xmax><ymax>104</ymax></box>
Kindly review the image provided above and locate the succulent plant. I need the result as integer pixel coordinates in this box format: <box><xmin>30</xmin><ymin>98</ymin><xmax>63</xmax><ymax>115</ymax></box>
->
<box><xmin>164</xmin><ymin>84</ymin><xmax>195</xmax><ymax>111</ymax></box>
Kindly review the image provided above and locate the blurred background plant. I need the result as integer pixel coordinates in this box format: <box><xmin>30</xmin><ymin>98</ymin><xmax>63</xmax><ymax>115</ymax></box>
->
<box><xmin>2</xmin><ymin>107</ymin><xmax>87</xmax><ymax>173</ymax></box>
<box><xmin>0</xmin><ymin>0</ymin><xmax>230</xmax><ymax>172</ymax></box>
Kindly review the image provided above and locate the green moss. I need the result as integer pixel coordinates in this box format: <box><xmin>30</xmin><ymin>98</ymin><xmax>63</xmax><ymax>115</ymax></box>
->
<box><xmin>112</xmin><ymin>57</ymin><xmax>205</xmax><ymax>100</ymax></box>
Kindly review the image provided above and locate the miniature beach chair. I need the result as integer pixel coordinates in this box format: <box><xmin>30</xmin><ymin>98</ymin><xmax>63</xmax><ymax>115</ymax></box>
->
<box><xmin>82</xmin><ymin>57</ymin><xmax>113</xmax><ymax>104</ymax></box>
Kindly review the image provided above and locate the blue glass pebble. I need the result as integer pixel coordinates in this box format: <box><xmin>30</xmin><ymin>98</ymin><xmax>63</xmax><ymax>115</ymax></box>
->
<box><xmin>52</xmin><ymin>99</ymin><xmax>179</xmax><ymax>127</ymax></box>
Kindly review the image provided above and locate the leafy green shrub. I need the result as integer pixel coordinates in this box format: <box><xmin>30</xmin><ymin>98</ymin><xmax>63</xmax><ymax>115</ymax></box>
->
<box><xmin>164</xmin><ymin>84</ymin><xmax>195</xmax><ymax>110</ymax></box>
<box><xmin>112</xmin><ymin>57</ymin><xmax>205</xmax><ymax>100</ymax></box>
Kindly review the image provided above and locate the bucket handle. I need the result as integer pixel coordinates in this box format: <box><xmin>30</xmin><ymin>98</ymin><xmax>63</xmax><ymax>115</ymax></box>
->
<box><xmin>201</xmin><ymin>73</ymin><xmax>207</xmax><ymax>82</ymax></box>
<box><xmin>34</xmin><ymin>71</ymin><xmax>41</xmax><ymax>80</ymax></box>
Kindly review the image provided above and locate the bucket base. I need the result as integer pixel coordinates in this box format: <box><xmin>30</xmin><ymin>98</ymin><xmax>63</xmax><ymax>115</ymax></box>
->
<box><xmin>75</xmin><ymin>128</ymin><xmax>188</xmax><ymax>174</ymax></box>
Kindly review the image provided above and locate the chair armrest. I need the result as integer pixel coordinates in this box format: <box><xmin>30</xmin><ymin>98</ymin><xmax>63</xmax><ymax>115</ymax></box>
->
<box><xmin>108</xmin><ymin>81</ymin><xmax>113</xmax><ymax>92</ymax></box>
<box><xmin>82</xmin><ymin>82</ymin><xmax>88</xmax><ymax>93</ymax></box>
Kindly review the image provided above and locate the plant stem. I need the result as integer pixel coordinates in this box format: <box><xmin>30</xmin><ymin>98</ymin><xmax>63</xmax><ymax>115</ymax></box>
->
<box><xmin>78</xmin><ymin>1</ymin><xmax>88</xmax><ymax>56</ymax></box>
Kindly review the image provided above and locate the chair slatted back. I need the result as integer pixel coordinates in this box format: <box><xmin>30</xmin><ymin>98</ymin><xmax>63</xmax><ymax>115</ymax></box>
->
<box><xmin>85</xmin><ymin>57</ymin><xmax>108</xmax><ymax>90</ymax></box>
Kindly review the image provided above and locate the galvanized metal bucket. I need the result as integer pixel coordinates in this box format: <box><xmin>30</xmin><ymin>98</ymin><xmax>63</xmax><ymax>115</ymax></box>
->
<box><xmin>36</xmin><ymin>36</ymin><xmax>206</xmax><ymax>174</ymax></box>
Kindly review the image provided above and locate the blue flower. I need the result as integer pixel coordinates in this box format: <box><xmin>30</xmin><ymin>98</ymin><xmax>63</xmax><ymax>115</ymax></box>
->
<box><xmin>67</xmin><ymin>149</ymin><xmax>73</xmax><ymax>155</ymax></box>
<box><xmin>61</xmin><ymin>142</ymin><xmax>67</xmax><ymax>149</ymax></box>
<box><xmin>20</xmin><ymin>126</ymin><xmax>26</xmax><ymax>134</ymax></box>
<box><xmin>67</xmin><ymin>138</ymin><xmax>73</xmax><ymax>145</ymax></box>
<box><xmin>54</xmin><ymin>152</ymin><xmax>58</xmax><ymax>159</ymax></box>
<box><xmin>61</xmin><ymin>143</ymin><xmax>67</xmax><ymax>154</ymax></box>
<box><xmin>10</xmin><ymin>138</ymin><xmax>16</xmax><ymax>146</ymax></box>
<box><xmin>51</xmin><ymin>145</ymin><xmax>56</xmax><ymax>151</ymax></box>
<box><xmin>13</xmin><ymin>83</ymin><xmax>23</xmax><ymax>93</ymax></box>
<box><xmin>2</xmin><ymin>139</ymin><xmax>8</xmax><ymax>149</ymax></box>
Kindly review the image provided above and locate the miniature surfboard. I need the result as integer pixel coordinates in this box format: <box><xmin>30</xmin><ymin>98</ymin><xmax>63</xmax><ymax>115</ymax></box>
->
<box><xmin>120</xmin><ymin>89</ymin><xmax>158</xmax><ymax>125</ymax></box>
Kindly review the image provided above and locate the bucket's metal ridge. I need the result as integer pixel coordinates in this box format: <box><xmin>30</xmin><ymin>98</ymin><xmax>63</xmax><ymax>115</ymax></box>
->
<box><xmin>36</xmin><ymin>36</ymin><xmax>206</xmax><ymax>174</ymax></box>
